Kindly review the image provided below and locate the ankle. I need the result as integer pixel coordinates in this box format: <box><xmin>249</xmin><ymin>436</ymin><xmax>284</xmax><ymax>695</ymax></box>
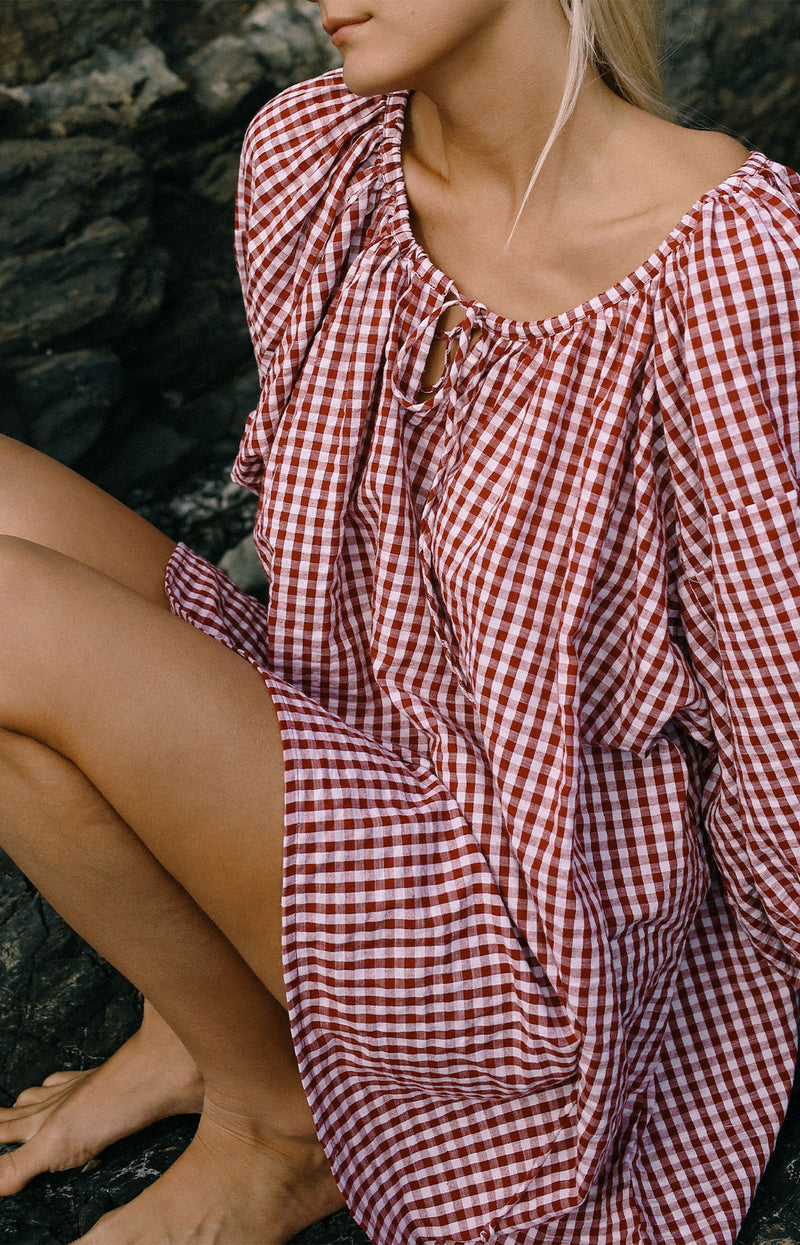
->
<box><xmin>128</xmin><ymin>1013</ymin><xmax>205</xmax><ymax>1109</ymax></box>
<box><xmin>202</xmin><ymin>1079</ymin><xmax>319</xmax><ymax>1149</ymax></box>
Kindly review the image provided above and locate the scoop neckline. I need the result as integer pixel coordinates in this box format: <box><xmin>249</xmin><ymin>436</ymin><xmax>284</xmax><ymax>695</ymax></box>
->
<box><xmin>379</xmin><ymin>89</ymin><xmax>765</xmax><ymax>340</ymax></box>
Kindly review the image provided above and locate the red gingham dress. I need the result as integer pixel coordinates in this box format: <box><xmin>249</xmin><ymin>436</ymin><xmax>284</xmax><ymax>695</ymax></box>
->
<box><xmin>165</xmin><ymin>71</ymin><xmax>800</xmax><ymax>1245</ymax></box>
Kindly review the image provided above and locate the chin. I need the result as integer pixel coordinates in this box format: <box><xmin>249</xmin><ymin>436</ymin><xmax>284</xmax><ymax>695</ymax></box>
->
<box><xmin>339</xmin><ymin>53</ymin><xmax>414</xmax><ymax>98</ymax></box>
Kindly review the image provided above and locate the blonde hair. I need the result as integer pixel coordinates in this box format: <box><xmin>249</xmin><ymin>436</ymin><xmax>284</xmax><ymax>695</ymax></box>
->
<box><xmin>571</xmin><ymin>0</ymin><xmax>671</xmax><ymax>118</ymax></box>
<box><xmin>509</xmin><ymin>0</ymin><xmax>671</xmax><ymax>237</ymax></box>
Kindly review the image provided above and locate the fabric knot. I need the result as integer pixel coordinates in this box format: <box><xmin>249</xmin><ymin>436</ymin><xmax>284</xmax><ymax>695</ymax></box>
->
<box><xmin>390</xmin><ymin>293</ymin><xmax>487</xmax><ymax>413</ymax></box>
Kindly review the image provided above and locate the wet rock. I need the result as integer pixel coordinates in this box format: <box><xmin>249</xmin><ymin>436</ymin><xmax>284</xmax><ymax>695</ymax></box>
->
<box><xmin>243</xmin><ymin>0</ymin><xmax>342</xmax><ymax>89</ymax></box>
<box><xmin>120</xmin><ymin>269</ymin><xmax>251</xmax><ymax>399</ymax></box>
<box><xmin>660</xmin><ymin>0</ymin><xmax>800</xmax><ymax>166</ymax></box>
<box><xmin>92</xmin><ymin>418</ymin><xmax>200</xmax><ymax>495</ymax></box>
<box><xmin>738</xmin><ymin>1077</ymin><xmax>800</xmax><ymax>1243</ymax></box>
<box><xmin>161</xmin><ymin>368</ymin><xmax>261</xmax><ymax>443</ymax></box>
<box><xmin>189</xmin><ymin>135</ymin><xmax>241</xmax><ymax>204</ymax></box>
<box><xmin>128</xmin><ymin>459</ymin><xmax>260</xmax><ymax>565</ymax></box>
<box><xmin>0</xmin><ymin>88</ymin><xmax>44</xmax><ymax>140</ymax></box>
<box><xmin>0</xmin><ymin>0</ymin><xmax>337</xmax><ymax>491</ymax></box>
<box><xmin>0</xmin><ymin>1106</ymin><xmax>366</xmax><ymax>1244</ymax></box>
<box><xmin>0</xmin><ymin>849</ymin><xmax>142</xmax><ymax>1105</ymax></box>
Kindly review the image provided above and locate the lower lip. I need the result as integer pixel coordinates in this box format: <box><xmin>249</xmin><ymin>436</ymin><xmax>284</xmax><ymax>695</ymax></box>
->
<box><xmin>330</xmin><ymin>20</ymin><xmax>369</xmax><ymax>47</ymax></box>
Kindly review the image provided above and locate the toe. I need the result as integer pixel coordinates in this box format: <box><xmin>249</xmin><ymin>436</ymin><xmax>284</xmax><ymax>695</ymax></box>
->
<box><xmin>0</xmin><ymin>1120</ymin><xmax>87</xmax><ymax>1194</ymax></box>
<box><xmin>12</xmin><ymin>1085</ymin><xmax>50</xmax><ymax>1106</ymax></box>
<box><xmin>0</xmin><ymin>1109</ymin><xmax>37</xmax><ymax>1143</ymax></box>
<box><xmin>11</xmin><ymin>1080</ymin><xmax>65</xmax><ymax>1110</ymax></box>
<box><xmin>0</xmin><ymin>1144</ymin><xmax>31</xmax><ymax>1196</ymax></box>
<box><xmin>43</xmin><ymin>1069</ymin><xmax>86</xmax><ymax>1087</ymax></box>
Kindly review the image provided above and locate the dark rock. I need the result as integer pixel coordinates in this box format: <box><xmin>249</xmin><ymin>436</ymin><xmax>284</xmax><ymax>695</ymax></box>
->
<box><xmin>218</xmin><ymin>532</ymin><xmax>269</xmax><ymax>594</ymax></box>
<box><xmin>190</xmin><ymin>138</ymin><xmax>241</xmax><ymax>205</ymax></box>
<box><xmin>0</xmin><ymin>138</ymin><xmax>147</xmax><ymax>259</ymax></box>
<box><xmin>243</xmin><ymin>0</ymin><xmax>339</xmax><ymax>88</ymax></box>
<box><xmin>128</xmin><ymin>458</ymin><xmax>260</xmax><ymax>563</ymax></box>
<box><xmin>0</xmin><ymin>217</ymin><xmax>166</xmax><ymax>358</ymax></box>
<box><xmin>148</xmin><ymin>1</ymin><xmax>268</xmax><ymax>67</ymax></box>
<box><xmin>3</xmin><ymin>42</ymin><xmax>188</xmax><ymax>137</ymax></box>
<box><xmin>0</xmin><ymin>849</ymin><xmax>141</xmax><ymax>1108</ymax></box>
<box><xmin>0</xmin><ymin>1109</ymin><xmax>368</xmax><ymax>1243</ymax></box>
<box><xmin>185</xmin><ymin>34</ymin><xmax>267</xmax><ymax>123</ymax></box>
<box><xmin>0</xmin><ymin>88</ymin><xmax>44</xmax><ymax>140</ymax></box>
<box><xmin>0</xmin><ymin>1119</ymin><xmax>196</xmax><ymax>1244</ymax></box>
<box><xmin>0</xmin><ymin>0</ymin><xmax>147</xmax><ymax>89</ymax></box>
<box><xmin>92</xmin><ymin>418</ymin><xmax>199</xmax><ymax>495</ymax></box>
<box><xmin>660</xmin><ymin>0</ymin><xmax>800</xmax><ymax>169</ymax></box>
<box><xmin>737</xmin><ymin>1071</ymin><xmax>800</xmax><ymax>1244</ymax></box>
<box><xmin>121</xmin><ymin>272</ymin><xmax>249</xmax><ymax>398</ymax></box>
<box><xmin>12</xmin><ymin>349</ymin><xmax>124</xmax><ymax>465</ymax></box>
<box><xmin>162</xmin><ymin>368</ymin><xmax>261</xmax><ymax>442</ymax></box>
<box><xmin>0</xmin><ymin>0</ymin><xmax>337</xmax><ymax>480</ymax></box>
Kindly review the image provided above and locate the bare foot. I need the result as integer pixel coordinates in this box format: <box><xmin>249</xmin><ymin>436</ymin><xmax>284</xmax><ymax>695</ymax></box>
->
<box><xmin>0</xmin><ymin>1001</ymin><xmax>203</xmax><ymax>1194</ymax></box>
<box><xmin>71</xmin><ymin>1090</ymin><xmax>345</xmax><ymax>1244</ymax></box>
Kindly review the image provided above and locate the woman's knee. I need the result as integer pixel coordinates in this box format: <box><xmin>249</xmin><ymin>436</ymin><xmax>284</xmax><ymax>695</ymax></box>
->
<box><xmin>0</xmin><ymin>534</ymin><xmax>52</xmax><ymax>628</ymax></box>
<box><xmin>0</xmin><ymin>437</ymin><xmax>50</xmax><ymax>538</ymax></box>
<box><xmin>0</xmin><ymin>538</ymin><xmax>111</xmax><ymax>737</ymax></box>
<box><xmin>0</xmin><ymin>727</ymin><xmax>66</xmax><ymax>793</ymax></box>
<box><xmin>0</xmin><ymin>534</ymin><xmax>42</xmax><ymax>625</ymax></box>
<box><xmin>0</xmin><ymin>438</ymin><xmax>175</xmax><ymax>609</ymax></box>
<box><xmin>0</xmin><ymin>434</ymin><xmax>32</xmax><ymax>476</ymax></box>
<box><xmin>0</xmin><ymin>728</ymin><xmax>96</xmax><ymax>823</ymax></box>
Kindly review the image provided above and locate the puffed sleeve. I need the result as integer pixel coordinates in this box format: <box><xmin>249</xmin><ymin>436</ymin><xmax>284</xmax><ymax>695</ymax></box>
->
<box><xmin>663</xmin><ymin>160</ymin><xmax>800</xmax><ymax>981</ymax></box>
<box><xmin>231</xmin><ymin>71</ymin><xmax>387</xmax><ymax>490</ymax></box>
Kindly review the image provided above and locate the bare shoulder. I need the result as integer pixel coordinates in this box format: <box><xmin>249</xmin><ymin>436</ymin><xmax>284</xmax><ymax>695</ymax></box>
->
<box><xmin>546</xmin><ymin>111</ymin><xmax>754</xmax><ymax>319</ymax></box>
<box><xmin>660</xmin><ymin>122</ymin><xmax>751</xmax><ymax>197</ymax></box>
<box><xmin>586</xmin><ymin>108</ymin><xmax>752</xmax><ymax>263</ymax></box>
<box><xmin>620</xmin><ymin>110</ymin><xmax>751</xmax><ymax>218</ymax></box>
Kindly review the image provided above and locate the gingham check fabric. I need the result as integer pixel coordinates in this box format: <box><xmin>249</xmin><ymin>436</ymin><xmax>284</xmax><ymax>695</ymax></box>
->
<box><xmin>165</xmin><ymin>71</ymin><xmax>800</xmax><ymax>1245</ymax></box>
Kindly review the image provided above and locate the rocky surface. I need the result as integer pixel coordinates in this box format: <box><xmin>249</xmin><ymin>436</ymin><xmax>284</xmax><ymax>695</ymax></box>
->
<box><xmin>661</xmin><ymin>0</ymin><xmax>800</xmax><ymax>165</ymax></box>
<box><xmin>1</xmin><ymin>1</ymin><xmax>800</xmax><ymax>1242</ymax></box>
<box><xmin>0</xmin><ymin>0</ymin><xmax>338</xmax><ymax>494</ymax></box>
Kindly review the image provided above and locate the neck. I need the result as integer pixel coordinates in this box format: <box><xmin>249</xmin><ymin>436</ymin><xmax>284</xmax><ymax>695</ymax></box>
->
<box><xmin>403</xmin><ymin>4</ymin><xmax>620</xmax><ymax>220</ymax></box>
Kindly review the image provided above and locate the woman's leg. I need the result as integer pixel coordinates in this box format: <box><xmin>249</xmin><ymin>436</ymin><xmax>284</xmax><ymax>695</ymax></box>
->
<box><xmin>0</xmin><ymin>462</ymin><xmax>343</xmax><ymax>1238</ymax></box>
<box><xmin>0</xmin><ymin>987</ymin><xmax>203</xmax><ymax>1187</ymax></box>
<box><xmin>0</xmin><ymin>436</ymin><xmax>202</xmax><ymax>1175</ymax></box>
<box><xmin>0</xmin><ymin>433</ymin><xmax>176</xmax><ymax>604</ymax></box>
<box><xmin>0</xmin><ymin>539</ymin><xmax>344</xmax><ymax>1242</ymax></box>
<box><xmin>0</xmin><ymin>727</ymin><xmax>342</xmax><ymax>1245</ymax></box>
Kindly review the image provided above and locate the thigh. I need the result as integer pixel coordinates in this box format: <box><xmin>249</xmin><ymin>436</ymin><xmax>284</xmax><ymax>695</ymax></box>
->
<box><xmin>0</xmin><ymin>435</ymin><xmax>176</xmax><ymax>609</ymax></box>
<box><xmin>0</xmin><ymin>536</ymin><xmax>287</xmax><ymax>1001</ymax></box>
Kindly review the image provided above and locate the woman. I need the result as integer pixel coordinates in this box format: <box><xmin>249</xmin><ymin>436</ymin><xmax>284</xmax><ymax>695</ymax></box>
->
<box><xmin>0</xmin><ymin>1</ymin><xmax>798</xmax><ymax>1242</ymax></box>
